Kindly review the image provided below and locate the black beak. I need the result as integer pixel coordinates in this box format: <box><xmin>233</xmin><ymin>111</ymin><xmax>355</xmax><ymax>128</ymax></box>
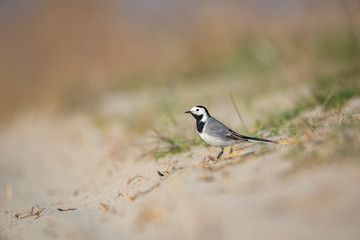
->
<box><xmin>185</xmin><ymin>110</ymin><xmax>191</xmax><ymax>114</ymax></box>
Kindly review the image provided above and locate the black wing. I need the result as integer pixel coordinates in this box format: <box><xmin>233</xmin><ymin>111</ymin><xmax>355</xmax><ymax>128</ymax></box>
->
<box><xmin>226</xmin><ymin>129</ymin><xmax>278</xmax><ymax>144</ymax></box>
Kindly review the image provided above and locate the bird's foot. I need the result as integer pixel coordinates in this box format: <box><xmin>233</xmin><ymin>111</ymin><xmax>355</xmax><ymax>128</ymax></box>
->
<box><xmin>202</xmin><ymin>155</ymin><xmax>216</xmax><ymax>162</ymax></box>
<box><xmin>202</xmin><ymin>154</ymin><xmax>227</xmax><ymax>163</ymax></box>
<box><xmin>197</xmin><ymin>155</ymin><xmax>217</xmax><ymax>167</ymax></box>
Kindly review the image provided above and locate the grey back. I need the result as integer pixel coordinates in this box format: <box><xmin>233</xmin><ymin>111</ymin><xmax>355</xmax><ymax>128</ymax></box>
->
<box><xmin>205</xmin><ymin>117</ymin><xmax>233</xmax><ymax>139</ymax></box>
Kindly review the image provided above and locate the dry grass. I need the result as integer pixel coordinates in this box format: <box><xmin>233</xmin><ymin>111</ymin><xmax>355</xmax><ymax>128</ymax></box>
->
<box><xmin>275</xmin><ymin>90</ymin><xmax>360</xmax><ymax>172</ymax></box>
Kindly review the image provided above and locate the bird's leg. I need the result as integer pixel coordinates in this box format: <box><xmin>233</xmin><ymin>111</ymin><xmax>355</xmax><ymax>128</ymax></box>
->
<box><xmin>217</xmin><ymin>147</ymin><xmax>224</xmax><ymax>159</ymax></box>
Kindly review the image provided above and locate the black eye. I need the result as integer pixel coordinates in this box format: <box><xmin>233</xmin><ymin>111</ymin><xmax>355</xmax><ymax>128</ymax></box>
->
<box><xmin>196</xmin><ymin>109</ymin><xmax>199</xmax><ymax>111</ymax></box>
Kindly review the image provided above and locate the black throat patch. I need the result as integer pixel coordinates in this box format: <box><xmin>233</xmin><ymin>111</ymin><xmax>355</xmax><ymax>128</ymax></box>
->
<box><xmin>192</xmin><ymin>113</ymin><xmax>205</xmax><ymax>133</ymax></box>
<box><xmin>197</xmin><ymin>121</ymin><xmax>205</xmax><ymax>133</ymax></box>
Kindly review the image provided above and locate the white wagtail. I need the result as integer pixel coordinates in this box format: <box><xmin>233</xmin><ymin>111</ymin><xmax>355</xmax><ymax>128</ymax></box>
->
<box><xmin>185</xmin><ymin>105</ymin><xmax>278</xmax><ymax>158</ymax></box>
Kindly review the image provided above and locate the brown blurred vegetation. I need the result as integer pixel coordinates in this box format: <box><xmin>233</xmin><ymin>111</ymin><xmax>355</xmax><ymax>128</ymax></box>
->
<box><xmin>0</xmin><ymin>0</ymin><xmax>359</xmax><ymax>121</ymax></box>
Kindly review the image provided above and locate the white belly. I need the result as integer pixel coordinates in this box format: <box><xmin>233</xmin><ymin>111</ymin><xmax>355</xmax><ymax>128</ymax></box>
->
<box><xmin>199</xmin><ymin>131</ymin><xmax>233</xmax><ymax>147</ymax></box>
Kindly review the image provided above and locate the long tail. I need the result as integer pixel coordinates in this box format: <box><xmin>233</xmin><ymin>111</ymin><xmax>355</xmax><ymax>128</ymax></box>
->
<box><xmin>231</xmin><ymin>131</ymin><xmax>278</xmax><ymax>144</ymax></box>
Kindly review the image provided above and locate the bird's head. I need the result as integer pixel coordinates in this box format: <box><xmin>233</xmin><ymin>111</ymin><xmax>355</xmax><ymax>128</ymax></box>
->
<box><xmin>185</xmin><ymin>105</ymin><xmax>210</xmax><ymax>120</ymax></box>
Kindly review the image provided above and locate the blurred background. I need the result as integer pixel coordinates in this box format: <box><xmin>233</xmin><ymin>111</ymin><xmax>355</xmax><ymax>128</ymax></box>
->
<box><xmin>1</xmin><ymin>1</ymin><xmax>360</xmax><ymax>239</ymax></box>
<box><xmin>1</xmin><ymin>0</ymin><xmax>359</xmax><ymax>126</ymax></box>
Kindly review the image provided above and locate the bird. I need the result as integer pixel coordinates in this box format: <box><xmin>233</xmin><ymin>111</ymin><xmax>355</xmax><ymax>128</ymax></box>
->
<box><xmin>185</xmin><ymin>105</ymin><xmax>278</xmax><ymax>159</ymax></box>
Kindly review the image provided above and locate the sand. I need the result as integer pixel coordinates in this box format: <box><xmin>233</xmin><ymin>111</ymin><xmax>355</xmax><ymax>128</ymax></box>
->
<box><xmin>1</xmin><ymin>101</ymin><xmax>360</xmax><ymax>240</ymax></box>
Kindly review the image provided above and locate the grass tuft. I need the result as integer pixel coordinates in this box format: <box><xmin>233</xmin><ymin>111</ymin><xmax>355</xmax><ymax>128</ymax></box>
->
<box><xmin>144</xmin><ymin>128</ymin><xmax>199</xmax><ymax>160</ymax></box>
<box><xmin>256</xmin><ymin>65</ymin><xmax>360</xmax><ymax>136</ymax></box>
<box><xmin>285</xmin><ymin>113</ymin><xmax>360</xmax><ymax>173</ymax></box>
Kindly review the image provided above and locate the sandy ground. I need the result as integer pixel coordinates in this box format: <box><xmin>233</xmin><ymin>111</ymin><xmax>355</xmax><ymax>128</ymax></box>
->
<box><xmin>1</xmin><ymin>98</ymin><xmax>360</xmax><ymax>240</ymax></box>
